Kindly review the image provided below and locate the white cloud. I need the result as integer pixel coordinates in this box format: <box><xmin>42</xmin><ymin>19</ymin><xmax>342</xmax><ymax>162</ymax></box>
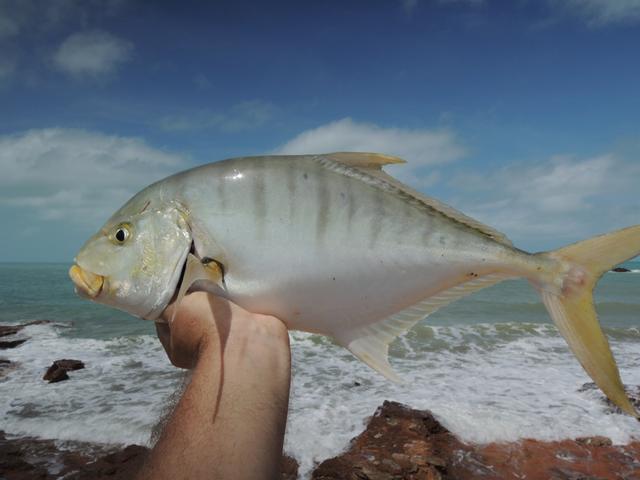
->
<box><xmin>0</xmin><ymin>128</ymin><xmax>186</xmax><ymax>226</ymax></box>
<box><xmin>447</xmin><ymin>154</ymin><xmax>640</xmax><ymax>249</ymax></box>
<box><xmin>275</xmin><ymin>117</ymin><xmax>466</xmax><ymax>188</ymax></box>
<box><xmin>551</xmin><ymin>0</ymin><xmax>640</xmax><ymax>26</ymax></box>
<box><xmin>158</xmin><ymin>100</ymin><xmax>276</xmax><ymax>133</ymax></box>
<box><xmin>53</xmin><ymin>30</ymin><xmax>133</xmax><ymax>78</ymax></box>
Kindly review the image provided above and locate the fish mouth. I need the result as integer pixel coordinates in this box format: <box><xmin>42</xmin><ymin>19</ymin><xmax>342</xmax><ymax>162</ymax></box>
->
<box><xmin>69</xmin><ymin>264</ymin><xmax>104</xmax><ymax>298</ymax></box>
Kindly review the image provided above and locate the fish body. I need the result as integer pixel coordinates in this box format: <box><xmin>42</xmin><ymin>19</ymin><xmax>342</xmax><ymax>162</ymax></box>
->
<box><xmin>71</xmin><ymin>152</ymin><xmax>640</xmax><ymax>416</ymax></box>
<box><xmin>168</xmin><ymin>155</ymin><xmax>523</xmax><ymax>333</ymax></box>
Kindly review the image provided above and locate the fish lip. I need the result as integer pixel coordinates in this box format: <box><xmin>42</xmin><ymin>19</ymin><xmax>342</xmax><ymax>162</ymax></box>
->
<box><xmin>69</xmin><ymin>264</ymin><xmax>104</xmax><ymax>299</ymax></box>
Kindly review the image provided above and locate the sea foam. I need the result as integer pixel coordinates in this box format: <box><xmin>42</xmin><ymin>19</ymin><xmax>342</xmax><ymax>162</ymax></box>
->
<box><xmin>1</xmin><ymin>321</ymin><xmax>639</xmax><ymax>479</ymax></box>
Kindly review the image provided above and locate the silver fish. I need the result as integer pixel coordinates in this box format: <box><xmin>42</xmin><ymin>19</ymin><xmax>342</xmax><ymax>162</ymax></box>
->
<box><xmin>70</xmin><ymin>152</ymin><xmax>640</xmax><ymax>417</ymax></box>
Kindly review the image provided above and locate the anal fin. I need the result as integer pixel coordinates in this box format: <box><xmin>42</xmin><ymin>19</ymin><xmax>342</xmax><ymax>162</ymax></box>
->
<box><xmin>335</xmin><ymin>273</ymin><xmax>512</xmax><ymax>382</ymax></box>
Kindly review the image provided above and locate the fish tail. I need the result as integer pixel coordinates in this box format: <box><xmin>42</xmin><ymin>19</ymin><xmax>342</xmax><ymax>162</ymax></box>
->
<box><xmin>534</xmin><ymin>225</ymin><xmax>640</xmax><ymax>418</ymax></box>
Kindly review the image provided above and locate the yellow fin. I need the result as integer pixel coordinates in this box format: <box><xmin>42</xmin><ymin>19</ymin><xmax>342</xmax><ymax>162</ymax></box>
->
<box><xmin>336</xmin><ymin>273</ymin><xmax>511</xmax><ymax>382</ymax></box>
<box><xmin>325</xmin><ymin>152</ymin><xmax>406</xmax><ymax>170</ymax></box>
<box><xmin>318</xmin><ymin>153</ymin><xmax>513</xmax><ymax>247</ymax></box>
<box><xmin>539</xmin><ymin>225</ymin><xmax>640</xmax><ymax>418</ymax></box>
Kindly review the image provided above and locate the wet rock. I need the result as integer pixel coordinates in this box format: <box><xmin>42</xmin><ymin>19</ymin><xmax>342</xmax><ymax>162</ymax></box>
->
<box><xmin>0</xmin><ymin>430</ymin><xmax>297</xmax><ymax>479</ymax></box>
<box><xmin>312</xmin><ymin>401</ymin><xmax>459</xmax><ymax>479</ymax></box>
<box><xmin>612</xmin><ymin>267</ymin><xmax>631</xmax><ymax>272</ymax></box>
<box><xmin>43</xmin><ymin>366</ymin><xmax>69</xmax><ymax>383</ymax></box>
<box><xmin>0</xmin><ymin>339</ymin><xmax>27</xmax><ymax>349</ymax></box>
<box><xmin>576</xmin><ymin>436</ymin><xmax>613</xmax><ymax>447</ymax></box>
<box><xmin>312</xmin><ymin>401</ymin><xmax>640</xmax><ymax>480</ymax></box>
<box><xmin>0</xmin><ymin>320</ymin><xmax>54</xmax><ymax>338</ymax></box>
<box><xmin>579</xmin><ymin>382</ymin><xmax>640</xmax><ymax>412</ymax></box>
<box><xmin>43</xmin><ymin>359</ymin><xmax>85</xmax><ymax>383</ymax></box>
<box><xmin>281</xmin><ymin>454</ymin><xmax>300</xmax><ymax>480</ymax></box>
<box><xmin>0</xmin><ymin>358</ymin><xmax>17</xmax><ymax>379</ymax></box>
<box><xmin>0</xmin><ymin>325</ymin><xmax>23</xmax><ymax>337</ymax></box>
<box><xmin>66</xmin><ymin>445</ymin><xmax>150</xmax><ymax>480</ymax></box>
<box><xmin>53</xmin><ymin>359</ymin><xmax>85</xmax><ymax>371</ymax></box>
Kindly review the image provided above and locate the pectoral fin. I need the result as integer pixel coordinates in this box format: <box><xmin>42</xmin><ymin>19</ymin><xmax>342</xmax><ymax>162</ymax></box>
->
<box><xmin>170</xmin><ymin>253</ymin><xmax>225</xmax><ymax>324</ymax></box>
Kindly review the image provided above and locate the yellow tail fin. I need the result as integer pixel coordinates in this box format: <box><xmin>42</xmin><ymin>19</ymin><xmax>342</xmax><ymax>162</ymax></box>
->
<box><xmin>539</xmin><ymin>225</ymin><xmax>640</xmax><ymax>418</ymax></box>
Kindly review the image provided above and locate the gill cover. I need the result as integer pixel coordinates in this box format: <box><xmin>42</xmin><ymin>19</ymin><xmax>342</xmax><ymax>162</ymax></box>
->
<box><xmin>73</xmin><ymin>205</ymin><xmax>192</xmax><ymax>320</ymax></box>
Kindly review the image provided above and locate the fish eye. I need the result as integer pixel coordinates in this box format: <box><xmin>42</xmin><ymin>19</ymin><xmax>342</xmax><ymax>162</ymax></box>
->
<box><xmin>113</xmin><ymin>225</ymin><xmax>131</xmax><ymax>244</ymax></box>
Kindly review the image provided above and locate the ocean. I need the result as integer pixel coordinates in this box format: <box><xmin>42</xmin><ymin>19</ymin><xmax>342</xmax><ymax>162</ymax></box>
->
<box><xmin>1</xmin><ymin>262</ymin><xmax>639</xmax><ymax>477</ymax></box>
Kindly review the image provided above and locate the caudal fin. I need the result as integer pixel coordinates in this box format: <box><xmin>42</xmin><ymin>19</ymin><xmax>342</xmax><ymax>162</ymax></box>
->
<box><xmin>537</xmin><ymin>225</ymin><xmax>640</xmax><ymax>417</ymax></box>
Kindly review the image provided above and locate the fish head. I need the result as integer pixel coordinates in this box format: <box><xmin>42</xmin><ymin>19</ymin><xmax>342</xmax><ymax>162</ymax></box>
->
<box><xmin>70</xmin><ymin>197</ymin><xmax>192</xmax><ymax>320</ymax></box>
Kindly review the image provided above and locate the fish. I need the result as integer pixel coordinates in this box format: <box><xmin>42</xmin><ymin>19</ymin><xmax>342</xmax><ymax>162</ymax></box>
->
<box><xmin>69</xmin><ymin>152</ymin><xmax>640</xmax><ymax>417</ymax></box>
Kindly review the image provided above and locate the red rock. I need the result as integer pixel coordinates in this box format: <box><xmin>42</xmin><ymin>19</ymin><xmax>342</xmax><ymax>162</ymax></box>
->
<box><xmin>312</xmin><ymin>401</ymin><xmax>640</xmax><ymax>480</ymax></box>
<box><xmin>0</xmin><ymin>429</ymin><xmax>297</xmax><ymax>479</ymax></box>
<box><xmin>576</xmin><ymin>436</ymin><xmax>613</xmax><ymax>447</ymax></box>
<box><xmin>312</xmin><ymin>401</ymin><xmax>457</xmax><ymax>479</ymax></box>
<box><xmin>281</xmin><ymin>454</ymin><xmax>300</xmax><ymax>480</ymax></box>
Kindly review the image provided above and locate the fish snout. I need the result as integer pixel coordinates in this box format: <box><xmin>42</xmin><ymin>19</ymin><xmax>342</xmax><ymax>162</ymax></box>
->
<box><xmin>69</xmin><ymin>265</ymin><xmax>104</xmax><ymax>298</ymax></box>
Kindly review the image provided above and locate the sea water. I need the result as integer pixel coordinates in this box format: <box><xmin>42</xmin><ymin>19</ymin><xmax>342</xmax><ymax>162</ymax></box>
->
<box><xmin>1</xmin><ymin>262</ymin><xmax>639</xmax><ymax>477</ymax></box>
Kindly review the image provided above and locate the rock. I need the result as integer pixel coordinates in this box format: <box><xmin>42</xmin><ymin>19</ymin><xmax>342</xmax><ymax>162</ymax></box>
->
<box><xmin>281</xmin><ymin>454</ymin><xmax>300</xmax><ymax>480</ymax></box>
<box><xmin>43</xmin><ymin>359</ymin><xmax>84</xmax><ymax>383</ymax></box>
<box><xmin>0</xmin><ymin>320</ymin><xmax>54</xmax><ymax>338</ymax></box>
<box><xmin>312</xmin><ymin>401</ymin><xmax>459</xmax><ymax>479</ymax></box>
<box><xmin>0</xmin><ymin>358</ymin><xmax>17</xmax><ymax>379</ymax></box>
<box><xmin>43</xmin><ymin>365</ymin><xmax>69</xmax><ymax>383</ymax></box>
<box><xmin>579</xmin><ymin>382</ymin><xmax>640</xmax><ymax>412</ymax></box>
<box><xmin>65</xmin><ymin>444</ymin><xmax>150</xmax><ymax>480</ymax></box>
<box><xmin>0</xmin><ymin>430</ymin><xmax>297</xmax><ymax>479</ymax></box>
<box><xmin>612</xmin><ymin>267</ymin><xmax>631</xmax><ymax>272</ymax></box>
<box><xmin>311</xmin><ymin>401</ymin><xmax>640</xmax><ymax>480</ymax></box>
<box><xmin>0</xmin><ymin>325</ymin><xmax>23</xmax><ymax>337</ymax></box>
<box><xmin>54</xmin><ymin>359</ymin><xmax>85</xmax><ymax>371</ymax></box>
<box><xmin>576</xmin><ymin>436</ymin><xmax>613</xmax><ymax>447</ymax></box>
<box><xmin>0</xmin><ymin>339</ymin><xmax>27</xmax><ymax>349</ymax></box>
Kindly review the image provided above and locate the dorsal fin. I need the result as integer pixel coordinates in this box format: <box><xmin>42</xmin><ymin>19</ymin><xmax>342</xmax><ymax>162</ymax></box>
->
<box><xmin>325</xmin><ymin>152</ymin><xmax>406</xmax><ymax>170</ymax></box>
<box><xmin>319</xmin><ymin>152</ymin><xmax>513</xmax><ymax>247</ymax></box>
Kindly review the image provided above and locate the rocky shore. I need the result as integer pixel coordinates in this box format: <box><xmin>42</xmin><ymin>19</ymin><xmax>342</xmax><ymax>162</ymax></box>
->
<box><xmin>2</xmin><ymin>321</ymin><xmax>640</xmax><ymax>479</ymax></box>
<box><xmin>2</xmin><ymin>401</ymin><xmax>639</xmax><ymax>479</ymax></box>
<box><xmin>313</xmin><ymin>401</ymin><xmax>640</xmax><ymax>480</ymax></box>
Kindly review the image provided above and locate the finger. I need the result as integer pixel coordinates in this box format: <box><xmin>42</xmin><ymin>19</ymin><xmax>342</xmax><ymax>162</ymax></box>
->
<box><xmin>155</xmin><ymin>322</ymin><xmax>172</xmax><ymax>357</ymax></box>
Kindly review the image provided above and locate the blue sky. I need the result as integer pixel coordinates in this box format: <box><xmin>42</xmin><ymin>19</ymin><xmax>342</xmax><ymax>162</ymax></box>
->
<box><xmin>1</xmin><ymin>0</ymin><xmax>639</xmax><ymax>262</ymax></box>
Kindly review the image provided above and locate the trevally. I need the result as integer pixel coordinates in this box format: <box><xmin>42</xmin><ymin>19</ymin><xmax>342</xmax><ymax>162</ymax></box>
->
<box><xmin>69</xmin><ymin>152</ymin><xmax>640</xmax><ymax>417</ymax></box>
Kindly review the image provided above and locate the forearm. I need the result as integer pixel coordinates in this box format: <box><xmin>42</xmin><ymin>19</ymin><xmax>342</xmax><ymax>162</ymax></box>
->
<box><xmin>137</xmin><ymin>314</ymin><xmax>291</xmax><ymax>480</ymax></box>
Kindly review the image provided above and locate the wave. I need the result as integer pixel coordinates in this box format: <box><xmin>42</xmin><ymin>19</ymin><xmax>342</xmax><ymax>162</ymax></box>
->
<box><xmin>2</xmin><ymin>321</ymin><xmax>640</xmax><ymax>479</ymax></box>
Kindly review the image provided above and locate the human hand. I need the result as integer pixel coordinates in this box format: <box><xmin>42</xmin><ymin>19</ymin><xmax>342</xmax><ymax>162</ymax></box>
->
<box><xmin>156</xmin><ymin>292</ymin><xmax>290</xmax><ymax>369</ymax></box>
<box><xmin>142</xmin><ymin>292</ymin><xmax>292</xmax><ymax>480</ymax></box>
